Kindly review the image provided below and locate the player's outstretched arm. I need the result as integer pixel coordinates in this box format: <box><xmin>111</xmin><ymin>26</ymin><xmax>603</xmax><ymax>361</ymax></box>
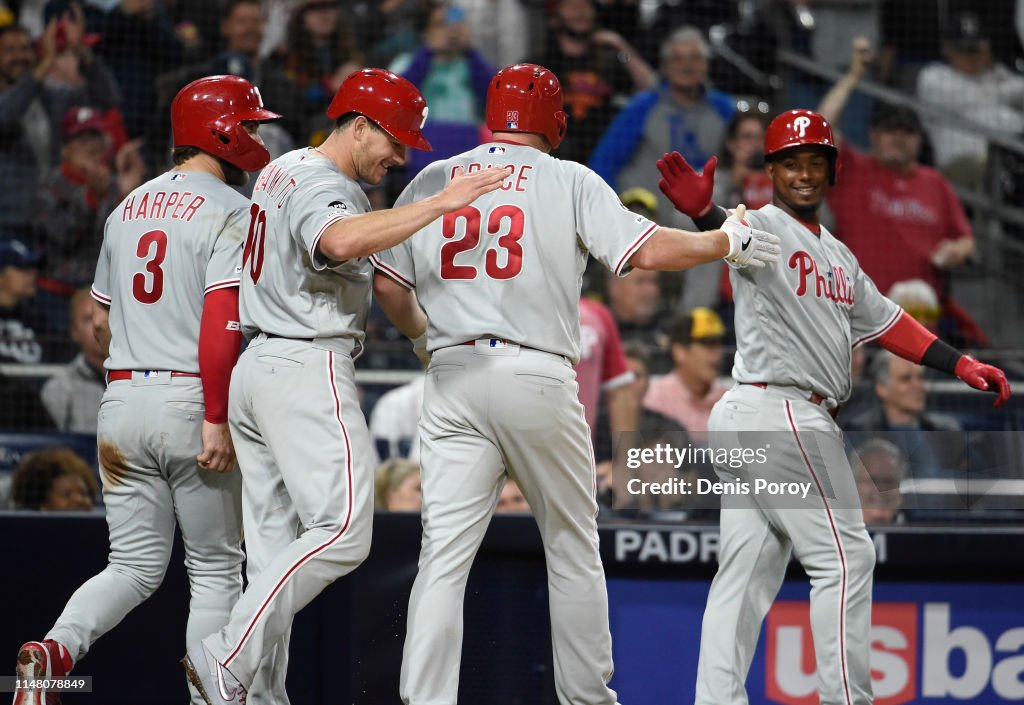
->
<box><xmin>877</xmin><ymin>311</ymin><xmax>1012</xmax><ymax>408</ymax></box>
<box><xmin>629</xmin><ymin>204</ymin><xmax>781</xmax><ymax>271</ymax></box>
<box><xmin>373</xmin><ymin>272</ymin><xmax>430</xmax><ymax>365</ymax></box>
<box><xmin>318</xmin><ymin>166</ymin><xmax>510</xmax><ymax>262</ymax></box>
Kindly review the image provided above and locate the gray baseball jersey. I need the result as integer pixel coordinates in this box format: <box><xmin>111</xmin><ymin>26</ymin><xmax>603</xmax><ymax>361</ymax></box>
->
<box><xmin>698</xmin><ymin>203</ymin><xmax>896</xmax><ymax>705</ymax></box>
<box><xmin>730</xmin><ymin>203</ymin><xmax>900</xmax><ymax>402</ymax></box>
<box><xmin>45</xmin><ymin>168</ymin><xmax>246</xmax><ymax>705</ymax></box>
<box><xmin>91</xmin><ymin>170</ymin><xmax>248</xmax><ymax>371</ymax></box>
<box><xmin>240</xmin><ymin>147</ymin><xmax>372</xmax><ymax>341</ymax></box>
<box><xmin>371</xmin><ymin>142</ymin><xmax>659</xmax><ymax>363</ymax></box>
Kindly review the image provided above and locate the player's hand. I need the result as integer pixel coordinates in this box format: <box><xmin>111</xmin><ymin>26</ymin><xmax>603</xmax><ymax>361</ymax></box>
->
<box><xmin>438</xmin><ymin>165</ymin><xmax>510</xmax><ymax>213</ymax></box>
<box><xmin>721</xmin><ymin>204</ymin><xmax>781</xmax><ymax>269</ymax></box>
<box><xmin>656</xmin><ymin>152</ymin><xmax>716</xmax><ymax>218</ymax></box>
<box><xmin>197</xmin><ymin>421</ymin><xmax>237</xmax><ymax>473</ymax></box>
<box><xmin>955</xmin><ymin>356</ymin><xmax>1011</xmax><ymax>408</ymax></box>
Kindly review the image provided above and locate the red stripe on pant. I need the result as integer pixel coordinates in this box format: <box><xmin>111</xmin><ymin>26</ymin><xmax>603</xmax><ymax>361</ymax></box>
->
<box><xmin>223</xmin><ymin>350</ymin><xmax>355</xmax><ymax>666</ymax></box>
<box><xmin>785</xmin><ymin>400</ymin><xmax>853</xmax><ymax>705</ymax></box>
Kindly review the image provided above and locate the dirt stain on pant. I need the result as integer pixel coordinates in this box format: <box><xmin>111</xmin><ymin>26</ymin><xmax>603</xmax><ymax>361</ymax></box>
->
<box><xmin>98</xmin><ymin>440</ymin><xmax>129</xmax><ymax>486</ymax></box>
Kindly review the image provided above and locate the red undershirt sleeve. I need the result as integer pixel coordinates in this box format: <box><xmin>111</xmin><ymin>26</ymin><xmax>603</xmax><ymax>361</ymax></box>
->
<box><xmin>199</xmin><ymin>287</ymin><xmax>242</xmax><ymax>423</ymax></box>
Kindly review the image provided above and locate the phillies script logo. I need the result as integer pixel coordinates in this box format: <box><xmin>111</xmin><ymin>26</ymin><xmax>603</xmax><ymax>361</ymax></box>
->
<box><xmin>789</xmin><ymin>251</ymin><xmax>854</xmax><ymax>305</ymax></box>
<box><xmin>766</xmin><ymin>601</ymin><xmax>917</xmax><ymax>705</ymax></box>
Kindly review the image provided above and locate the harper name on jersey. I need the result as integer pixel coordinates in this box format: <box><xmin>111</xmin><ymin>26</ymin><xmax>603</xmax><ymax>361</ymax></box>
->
<box><xmin>119</xmin><ymin>190</ymin><xmax>207</xmax><ymax>223</ymax></box>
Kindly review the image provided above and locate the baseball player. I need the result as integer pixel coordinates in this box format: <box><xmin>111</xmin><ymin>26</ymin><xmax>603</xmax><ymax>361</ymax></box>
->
<box><xmin>655</xmin><ymin>109</ymin><xmax>1011</xmax><ymax>705</ymax></box>
<box><xmin>13</xmin><ymin>75</ymin><xmax>279</xmax><ymax>705</ymax></box>
<box><xmin>370</xmin><ymin>63</ymin><xmax>781</xmax><ymax>705</ymax></box>
<box><xmin>180</xmin><ymin>69</ymin><xmax>509</xmax><ymax>705</ymax></box>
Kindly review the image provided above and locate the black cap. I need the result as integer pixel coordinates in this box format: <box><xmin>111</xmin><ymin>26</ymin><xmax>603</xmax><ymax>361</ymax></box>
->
<box><xmin>0</xmin><ymin>239</ymin><xmax>42</xmax><ymax>270</ymax></box>
<box><xmin>945</xmin><ymin>12</ymin><xmax>987</xmax><ymax>51</ymax></box>
<box><xmin>870</xmin><ymin>103</ymin><xmax>923</xmax><ymax>135</ymax></box>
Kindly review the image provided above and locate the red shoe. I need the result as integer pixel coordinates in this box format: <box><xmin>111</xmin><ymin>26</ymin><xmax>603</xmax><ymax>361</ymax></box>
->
<box><xmin>13</xmin><ymin>640</ymin><xmax>72</xmax><ymax>705</ymax></box>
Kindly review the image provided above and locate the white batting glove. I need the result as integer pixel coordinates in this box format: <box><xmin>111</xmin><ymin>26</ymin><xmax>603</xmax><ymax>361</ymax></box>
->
<box><xmin>411</xmin><ymin>332</ymin><xmax>430</xmax><ymax>367</ymax></box>
<box><xmin>721</xmin><ymin>204</ymin><xmax>782</xmax><ymax>269</ymax></box>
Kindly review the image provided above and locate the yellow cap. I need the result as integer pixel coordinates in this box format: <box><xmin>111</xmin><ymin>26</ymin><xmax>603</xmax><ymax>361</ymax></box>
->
<box><xmin>619</xmin><ymin>187</ymin><xmax>658</xmax><ymax>213</ymax></box>
<box><xmin>0</xmin><ymin>7</ymin><xmax>14</xmax><ymax>28</ymax></box>
<box><xmin>689</xmin><ymin>307</ymin><xmax>725</xmax><ymax>340</ymax></box>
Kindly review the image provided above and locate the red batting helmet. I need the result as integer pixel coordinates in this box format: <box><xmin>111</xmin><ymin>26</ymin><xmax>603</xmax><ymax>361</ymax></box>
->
<box><xmin>327</xmin><ymin>69</ymin><xmax>432</xmax><ymax>151</ymax></box>
<box><xmin>485</xmin><ymin>64</ymin><xmax>567</xmax><ymax>149</ymax></box>
<box><xmin>764</xmin><ymin>109</ymin><xmax>840</xmax><ymax>184</ymax></box>
<box><xmin>171</xmin><ymin>75</ymin><xmax>281</xmax><ymax>172</ymax></box>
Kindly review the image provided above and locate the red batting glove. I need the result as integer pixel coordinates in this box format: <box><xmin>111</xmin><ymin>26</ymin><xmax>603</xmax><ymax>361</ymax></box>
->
<box><xmin>656</xmin><ymin>152</ymin><xmax>717</xmax><ymax>218</ymax></box>
<box><xmin>955</xmin><ymin>355</ymin><xmax>1012</xmax><ymax>408</ymax></box>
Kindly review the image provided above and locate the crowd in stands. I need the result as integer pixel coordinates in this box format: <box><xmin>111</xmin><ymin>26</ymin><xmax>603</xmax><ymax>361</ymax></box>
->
<box><xmin>1</xmin><ymin>0</ymin><xmax>1022</xmax><ymax>522</ymax></box>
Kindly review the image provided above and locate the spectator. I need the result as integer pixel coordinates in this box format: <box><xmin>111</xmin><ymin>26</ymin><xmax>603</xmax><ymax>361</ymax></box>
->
<box><xmin>888</xmin><ymin>278</ymin><xmax>987</xmax><ymax>349</ymax></box>
<box><xmin>844</xmin><ymin>350</ymin><xmax>963</xmax><ymax>479</ymax></box>
<box><xmin>536</xmin><ymin>0</ymin><xmax>654</xmax><ymax>164</ymax></box>
<box><xmin>615</xmin><ymin>411</ymin><xmax>717</xmax><ymax>520</ymax></box>
<box><xmin>84</xmin><ymin>0</ymin><xmax>184</xmax><ymax>137</ymax></box>
<box><xmin>340</xmin><ymin>0</ymin><xmax>421</xmax><ymax>68</ymax></box>
<box><xmin>158</xmin><ymin>0</ymin><xmax>306</xmax><ymax>145</ymax></box>
<box><xmin>590</xmin><ymin>26</ymin><xmax>733</xmax><ymax>198</ymax></box>
<box><xmin>495</xmin><ymin>477</ymin><xmax>529</xmax><ymax>514</ymax></box>
<box><xmin>712</xmin><ymin>105</ymin><xmax>772</xmax><ymax>211</ymax></box>
<box><xmin>369</xmin><ymin>374</ymin><xmax>425</xmax><ymax>461</ymax></box>
<box><xmin>852</xmin><ymin>437</ymin><xmax>907</xmax><ymax>526</ymax></box>
<box><xmin>374</xmin><ymin>458</ymin><xmax>422</xmax><ymax>511</ymax></box>
<box><xmin>40</xmin><ymin>287</ymin><xmax>105</xmax><ymax>433</ymax></box>
<box><xmin>917</xmin><ymin>12</ymin><xmax>1024</xmax><ymax>190</ymax></box>
<box><xmin>0</xmin><ymin>238</ymin><xmax>49</xmax><ymax>365</ymax></box>
<box><xmin>391</xmin><ymin>2</ymin><xmax>493</xmax><ymax>178</ymax></box>
<box><xmin>643</xmin><ymin>307</ymin><xmax>728</xmax><ymax>442</ymax></box>
<box><xmin>0</xmin><ymin>15</ymin><xmax>120</xmax><ymax>236</ymax></box>
<box><xmin>819</xmin><ymin>38</ymin><xmax>980</xmax><ymax>330</ymax></box>
<box><xmin>605</xmin><ymin>268</ymin><xmax>663</xmax><ymax>349</ymax></box>
<box><xmin>34</xmin><ymin>106</ymin><xmax>144</xmax><ymax>294</ymax></box>
<box><xmin>576</xmin><ymin>297</ymin><xmax>635</xmax><ymax>449</ymax></box>
<box><xmin>10</xmin><ymin>446</ymin><xmax>97</xmax><ymax>511</ymax></box>
<box><xmin>590</xmin><ymin>27</ymin><xmax>734</xmax><ymax>311</ymax></box>
<box><xmin>452</xmin><ymin>0</ymin><xmax>530</xmax><ymax>70</ymax></box>
<box><xmin>283</xmin><ymin>0</ymin><xmax>363</xmax><ymax>143</ymax></box>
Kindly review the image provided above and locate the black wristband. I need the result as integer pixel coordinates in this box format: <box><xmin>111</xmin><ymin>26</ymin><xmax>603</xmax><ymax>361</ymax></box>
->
<box><xmin>693</xmin><ymin>205</ymin><xmax>728</xmax><ymax>231</ymax></box>
<box><xmin>921</xmin><ymin>338</ymin><xmax>964</xmax><ymax>376</ymax></box>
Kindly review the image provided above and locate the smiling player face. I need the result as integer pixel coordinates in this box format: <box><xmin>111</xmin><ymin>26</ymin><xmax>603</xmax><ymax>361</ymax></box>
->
<box><xmin>766</xmin><ymin>146</ymin><xmax>830</xmax><ymax>221</ymax></box>
<box><xmin>353</xmin><ymin>119</ymin><xmax>407</xmax><ymax>185</ymax></box>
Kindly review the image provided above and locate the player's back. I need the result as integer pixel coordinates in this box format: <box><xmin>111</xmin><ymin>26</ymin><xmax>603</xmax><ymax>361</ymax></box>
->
<box><xmin>375</xmin><ymin>142</ymin><xmax>656</xmax><ymax>362</ymax></box>
<box><xmin>92</xmin><ymin>170</ymin><xmax>248</xmax><ymax>372</ymax></box>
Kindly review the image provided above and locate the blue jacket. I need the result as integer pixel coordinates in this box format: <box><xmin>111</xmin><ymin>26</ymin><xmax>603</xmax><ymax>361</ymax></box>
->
<box><xmin>589</xmin><ymin>83</ymin><xmax>734</xmax><ymax>188</ymax></box>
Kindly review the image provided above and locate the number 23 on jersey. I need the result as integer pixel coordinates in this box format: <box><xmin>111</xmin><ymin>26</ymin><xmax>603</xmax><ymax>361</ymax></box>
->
<box><xmin>441</xmin><ymin>204</ymin><xmax>525</xmax><ymax>280</ymax></box>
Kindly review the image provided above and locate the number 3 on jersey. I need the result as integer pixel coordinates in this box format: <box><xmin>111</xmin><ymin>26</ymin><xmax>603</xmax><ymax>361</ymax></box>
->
<box><xmin>132</xmin><ymin>229</ymin><xmax>167</xmax><ymax>304</ymax></box>
<box><xmin>441</xmin><ymin>204</ymin><xmax>524</xmax><ymax>280</ymax></box>
<box><xmin>243</xmin><ymin>203</ymin><xmax>267</xmax><ymax>283</ymax></box>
